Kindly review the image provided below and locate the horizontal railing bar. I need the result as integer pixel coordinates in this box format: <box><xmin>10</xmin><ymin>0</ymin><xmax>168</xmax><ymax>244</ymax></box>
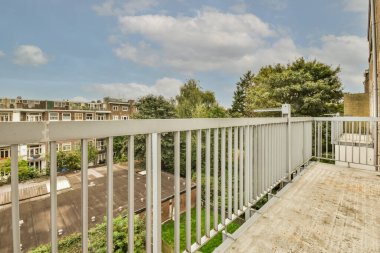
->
<box><xmin>315</xmin><ymin>117</ymin><xmax>379</xmax><ymax>122</ymax></box>
<box><xmin>0</xmin><ymin>118</ymin><xmax>299</xmax><ymax>145</ymax></box>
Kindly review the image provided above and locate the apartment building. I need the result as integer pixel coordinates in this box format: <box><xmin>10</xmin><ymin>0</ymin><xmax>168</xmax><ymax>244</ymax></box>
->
<box><xmin>368</xmin><ymin>0</ymin><xmax>380</xmax><ymax>166</ymax></box>
<box><xmin>0</xmin><ymin>96</ymin><xmax>136</xmax><ymax>171</ymax></box>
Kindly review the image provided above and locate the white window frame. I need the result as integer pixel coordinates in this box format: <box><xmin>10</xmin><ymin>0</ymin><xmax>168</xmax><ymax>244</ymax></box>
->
<box><xmin>28</xmin><ymin>145</ymin><xmax>42</xmax><ymax>157</ymax></box>
<box><xmin>113</xmin><ymin>115</ymin><xmax>119</xmax><ymax>120</ymax></box>
<box><xmin>61</xmin><ymin>143</ymin><xmax>72</xmax><ymax>152</ymax></box>
<box><xmin>96</xmin><ymin>114</ymin><xmax>106</xmax><ymax>121</ymax></box>
<box><xmin>122</xmin><ymin>106</ymin><xmax>128</xmax><ymax>111</ymax></box>
<box><xmin>0</xmin><ymin>113</ymin><xmax>10</xmax><ymax>122</ymax></box>
<box><xmin>0</xmin><ymin>148</ymin><xmax>10</xmax><ymax>159</ymax></box>
<box><xmin>96</xmin><ymin>140</ymin><xmax>105</xmax><ymax>151</ymax></box>
<box><xmin>112</xmin><ymin>106</ymin><xmax>118</xmax><ymax>111</ymax></box>
<box><xmin>62</xmin><ymin>113</ymin><xmax>71</xmax><ymax>121</ymax></box>
<box><xmin>27</xmin><ymin>113</ymin><xmax>42</xmax><ymax>122</ymax></box>
<box><xmin>86</xmin><ymin>113</ymin><xmax>94</xmax><ymax>121</ymax></box>
<box><xmin>49</xmin><ymin>112</ymin><xmax>59</xmax><ymax>121</ymax></box>
<box><xmin>74</xmin><ymin>113</ymin><xmax>83</xmax><ymax>121</ymax></box>
<box><xmin>54</xmin><ymin>102</ymin><xmax>63</xmax><ymax>108</ymax></box>
<box><xmin>121</xmin><ymin>116</ymin><xmax>129</xmax><ymax>120</ymax></box>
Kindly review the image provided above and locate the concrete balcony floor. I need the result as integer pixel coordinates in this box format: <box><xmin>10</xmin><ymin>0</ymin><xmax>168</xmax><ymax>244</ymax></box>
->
<box><xmin>218</xmin><ymin>162</ymin><xmax>380</xmax><ymax>253</ymax></box>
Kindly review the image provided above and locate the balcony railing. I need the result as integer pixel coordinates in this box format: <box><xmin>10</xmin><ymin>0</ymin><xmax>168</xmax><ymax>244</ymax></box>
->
<box><xmin>0</xmin><ymin>116</ymin><xmax>376</xmax><ymax>253</ymax></box>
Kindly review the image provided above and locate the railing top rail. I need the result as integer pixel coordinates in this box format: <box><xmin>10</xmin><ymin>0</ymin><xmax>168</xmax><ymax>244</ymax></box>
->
<box><xmin>0</xmin><ymin>117</ymin><xmax>314</xmax><ymax>145</ymax></box>
<box><xmin>314</xmin><ymin>117</ymin><xmax>379</xmax><ymax>122</ymax></box>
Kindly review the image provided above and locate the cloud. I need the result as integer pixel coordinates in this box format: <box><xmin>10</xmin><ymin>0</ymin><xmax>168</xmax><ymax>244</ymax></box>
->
<box><xmin>0</xmin><ymin>50</ymin><xmax>5</xmax><ymax>58</ymax></box>
<box><xmin>307</xmin><ymin>35</ymin><xmax>368</xmax><ymax>91</ymax></box>
<box><xmin>259</xmin><ymin>0</ymin><xmax>288</xmax><ymax>11</ymax></box>
<box><xmin>87</xmin><ymin>77</ymin><xmax>182</xmax><ymax>99</ymax></box>
<box><xmin>114</xmin><ymin>10</ymin><xmax>292</xmax><ymax>73</ymax></box>
<box><xmin>13</xmin><ymin>45</ymin><xmax>49</xmax><ymax>66</ymax></box>
<box><xmin>343</xmin><ymin>0</ymin><xmax>367</xmax><ymax>13</ymax></box>
<box><xmin>92</xmin><ymin>0</ymin><xmax>157</xmax><ymax>16</ymax></box>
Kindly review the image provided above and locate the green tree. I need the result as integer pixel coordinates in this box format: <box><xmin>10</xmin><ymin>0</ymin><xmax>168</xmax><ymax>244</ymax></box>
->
<box><xmin>176</xmin><ymin>79</ymin><xmax>227</xmax><ymax>118</ymax></box>
<box><xmin>0</xmin><ymin>158</ymin><xmax>40</xmax><ymax>184</ymax></box>
<box><xmin>56</xmin><ymin>143</ymin><xmax>97</xmax><ymax>171</ymax></box>
<box><xmin>246</xmin><ymin>58</ymin><xmax>343</xmax><ymax>116</ymax></box>
<box><xmin>230</xmin><ymin>70</ymin><xmax>255</xmax><ymax>117</ymax></box>
<box><xmin>113</xmin><ymin>95</ymin><xmax>177</xmax><ymax>172</ymax></box>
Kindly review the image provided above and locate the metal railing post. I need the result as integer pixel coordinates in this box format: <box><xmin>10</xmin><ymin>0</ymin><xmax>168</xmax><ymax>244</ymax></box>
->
<box><xmin>282</xmin><ymin>104</ymin><xmax>292</xmax><ymax>181</ymax></box>
<box><xmin>50</xmin><ymin>141</ymin><xmax>58</xmax><ymax>253</ymax></box>
<box><xmin>11</xmin><ymin>144</ymin><xmax>21</xmax><ymax>253</ymax></box>
<box><xmin>152</xmin><ymin>133</ymin><xmax>161</xmax><ymax>253</ymax></box>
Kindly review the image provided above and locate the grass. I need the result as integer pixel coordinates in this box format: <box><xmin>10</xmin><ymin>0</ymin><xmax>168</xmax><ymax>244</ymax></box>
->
<box><xmin>162</xmin><ymin>208</ymin><xmax>241</xmax><ymax>253</ymax></box>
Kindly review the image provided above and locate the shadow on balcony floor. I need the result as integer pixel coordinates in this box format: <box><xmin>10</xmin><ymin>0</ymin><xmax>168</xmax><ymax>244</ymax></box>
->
<box><xmin>218</xmin><ymin>162</ymin><xmax>380</xmax><ymax>253</ymax></box>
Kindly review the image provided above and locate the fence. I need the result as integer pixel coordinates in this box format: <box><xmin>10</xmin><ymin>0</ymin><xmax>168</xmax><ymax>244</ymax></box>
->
<box><xmin>313</xmin><ymin>117</ymin><xmax>376</xmax><ymax>169</ymax></box>
<box><xmin>0</xmin><ymin>117</ymin><xmax>313</xmax><ymax>253</ymax></box>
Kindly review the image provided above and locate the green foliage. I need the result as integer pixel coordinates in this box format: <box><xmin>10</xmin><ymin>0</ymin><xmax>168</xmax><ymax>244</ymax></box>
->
<box><xmin>176</xmin><ymin>79</ymin><xmax>227</xmax><ymax>118</ymax></box>
<box><xmin>0</xmin><ymin>158</ymin><xmax>40</xmax><ymax>184</ymax></box>
<box><xmin>133</xmin><ymin>95</ymin><xmax>177</xmax><ymax>120</ymax></box>
<box><xmin>30</xmin><ymin>215</ymin><xmax>146</xmax><ymax>253</ymax></box>
<box><xmin>230</xmin><ymin>70</ymin><xmax>255</xmax><ymax>117</ymax></box>
<box><xmin>246</xmin><ymin>58</ymin><xmax>343</xmax><ymax>116</ymax></box>
<box><xmin>57</xmin><ymin>143</ymin><xmax>97</xmax><ymax>171</ymax></box>
<box><xmin>162</xmin><ymin>208</ymin><xmax>241</xmax><ymax>252</ymax></box>
<box><xmin>114</xmin><ymin>95</ymin><xmax>178</xmax><ymax>172</ymax></box>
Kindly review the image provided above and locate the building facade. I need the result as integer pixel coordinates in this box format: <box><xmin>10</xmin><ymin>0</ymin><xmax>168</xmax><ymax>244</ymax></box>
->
<box><xmin>0</xmin><ymin>96</ymin><xmax>136</xmax><ymax>174</ymax></box>
<box><xmin>367</xmin><ymin>0</ymin><xmax>380</xmax><ymax>166</ymax></box>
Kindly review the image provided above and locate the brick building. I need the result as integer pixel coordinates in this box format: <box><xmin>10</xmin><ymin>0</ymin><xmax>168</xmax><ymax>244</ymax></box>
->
<box><xmin>0</xmin><ymin>96</ymin><xmax>136</xmax><ymax>175</ymax></box>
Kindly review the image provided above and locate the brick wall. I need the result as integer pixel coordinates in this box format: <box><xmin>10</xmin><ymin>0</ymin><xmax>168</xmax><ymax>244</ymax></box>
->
<box><xmin>344</xmin><ymin>93</ymin><xmax>370</xmax><ymax>116</ymax></box>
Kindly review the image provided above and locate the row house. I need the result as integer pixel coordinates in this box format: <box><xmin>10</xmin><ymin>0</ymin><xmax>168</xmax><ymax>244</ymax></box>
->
<box><xmin>0</xmin><ymin>96</ymin><xmax>136</xmax><ymax>172</ymax></box>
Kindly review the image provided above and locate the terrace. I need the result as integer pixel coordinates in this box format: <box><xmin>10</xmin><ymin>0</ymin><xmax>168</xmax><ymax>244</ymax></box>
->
<box><xmin>0</xmin><ymin>108</ymin><xmax>379</xmax><ymax>253</ymax></box>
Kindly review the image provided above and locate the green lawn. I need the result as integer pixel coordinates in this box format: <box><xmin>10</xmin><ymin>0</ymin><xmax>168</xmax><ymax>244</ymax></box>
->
<box><xmin>162</xmin><ymin>208</ymin><xmax>241</xmax><ymax>253</ymax></box>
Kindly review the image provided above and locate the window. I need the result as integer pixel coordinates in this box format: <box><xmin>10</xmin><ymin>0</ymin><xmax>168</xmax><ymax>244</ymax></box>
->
<box><xmin>73</xmin><ymin>141</ymin><xmax>81</xmax><ymax>150</ymax></box>
<box><xmin>96</xmin><ymin>114</ymin><xmax>106</xmax><ymax>120</ymax></box>
<box><xmin>49</xmin><ymin>112</ymin><xmax>59</xmax><ymax>121</ymax></box>
<box><xmin>62</xmin><ymin>113</ymin><xmax>71</xmax><ymax>121</ymax></box>
<box><xmin>113</xmin><ymin>115</ymin><xmax>119</xmax><ymax>120</ymax></box>
<box><xmin>26</xmin><ymin>113</ymin><xmax>42</xmax><ymax>122</ymax></box>
<box><xmin>0</xmin><ymin>113</ymin><xmax>10</xmax><ymax>122</ymax></box>
<box><xmin>121</xmin><ymin>116</ymin><xmax>129</xmax><ymax>120</ymax></box>
<box><xmin>61</xmin><ymin>143</ymin><xmax>72</xmax><ymax>152</ymax></box>
<box><xmin>74</xmin><ymin>113</ymin><xmax>83</xmax><ymax>121</ymax></box>
<box><xmin>97</xmin><ymin>153</ymin><xmax>106</xmax><ymax>164</ymax></box>
<box><xmin>0</xmin><ymin>148</ymin><xmax>10</xmax><ymax>159</ymax></box>
<box><xmin>112</xmin><ymin>106</ymin><xmax>118</xmax><ymax>111</ymax></box>
<box><xmin>54</xmin><ymin>102</ymin><xmax>63</xmax><ymax>108</ymax></box>
<box><xmin>28</xmin><ymin>145</ymin><xmax>42</xmax><ymax>157</ymax></box>
<box><xmin>122</xmin><ymin>106</ymin><xmax>128</xmax><ymax>111</ymax></box>
<box><xmin>86</xmin><ymin>113</ymin><xmax>94</xmax><ymax>120</ymax></box>
<box><xmin>96</xmin><ymin>140</ymin><xmax>105</xmax><ymax>151</ymax></box>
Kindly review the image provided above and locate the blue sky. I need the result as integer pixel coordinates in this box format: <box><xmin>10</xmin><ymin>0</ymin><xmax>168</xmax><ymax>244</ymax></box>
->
<box><xmin>0</xmin><ymin>0</ymin><xmax>368</xmax><ymax>106</ymax></box>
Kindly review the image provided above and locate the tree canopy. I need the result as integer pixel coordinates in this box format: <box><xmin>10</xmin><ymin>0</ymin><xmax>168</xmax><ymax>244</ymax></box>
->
<box><xmin>176</xmin><ymin>79</ymin><xmax>227</xmax><ymax>118</ymax></box>
<box><xmin>230</xmin><ymin>70</ymin><xmax>255</xmax><ymax>117</ymax></box>
<box><xmin>245</xmin><ymin>58</ymin><xmax>343</xmax><ymax>116</ymax></box>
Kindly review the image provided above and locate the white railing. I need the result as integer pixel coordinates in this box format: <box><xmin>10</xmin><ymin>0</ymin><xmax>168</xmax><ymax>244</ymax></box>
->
<box><xmin>1</xmin><ymin>117</ymin><xmax>313</xmax><ymax>252</ymax></box>
<box><xmin>313</xmin><ymin>117</ymin><xmax>377</xmax><ymax>170</ymax></box>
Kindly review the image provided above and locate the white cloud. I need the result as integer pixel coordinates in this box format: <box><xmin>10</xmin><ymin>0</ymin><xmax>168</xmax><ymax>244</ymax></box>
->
<box><xmin>92</xmin><ymin>0</ymin><xmax>157</xmax><ymax>16</ymax></box>
<box><xmin>259</xmin><ymin>0</ymin><xmax>288</xmax><ymax>11</ymax></box>
<box><xmin>114</xmin><ymin>10</ymin><xmax>291</xmax><ymax>73</ymax></box>
<box><xmin>343</xmin><ymin>0</ymin><xmax>367</xmax><ymax>13</ymax></box>
<box><xmin>0</xmin><ymin>50</ymin><xmax>5</xmax><ymax>58</ymax></box>
<box><xmin>13</xmin><ymin>45</ymin><xmax>49</xmax><ymax>66</ymax></box>
<box><xmin>87</xmin><ymin>77</ymin><xmax>182</xmax><ymax>99</ymax></box>
<box><xmin>307</xmin><ymin>35</ymin><xmax>368</xmax><ymax>91</ymax></box>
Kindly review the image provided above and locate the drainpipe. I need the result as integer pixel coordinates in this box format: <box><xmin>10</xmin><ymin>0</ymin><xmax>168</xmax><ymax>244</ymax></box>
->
<box><xmin>370</xmin><ymin>0</ymin><xmax>379</xmax><ymax>170</ymax></box>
